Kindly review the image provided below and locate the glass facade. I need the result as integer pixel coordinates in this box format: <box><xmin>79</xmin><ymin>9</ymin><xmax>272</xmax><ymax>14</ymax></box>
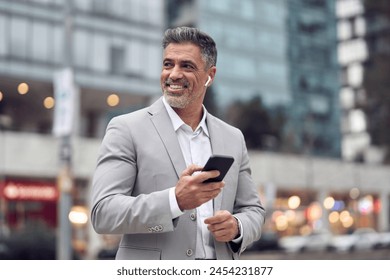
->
<box><xmin>362</xmin><ymin>0</ymin><xmax>390</xmax><ymax>163</ymax></box>
<box><xmin>287</xmin><ymin>0</ymin><xmax>341</xmax><ymax>158</ymax></box>
<box><xmin>0</xmin><ymin>0</ymin><xmax>164</xmax><ymax>138</ymax></box>
<box><xmin>199</xmin><ymin>0</ymin><xmax>290</xmax><ymax>110</ymax></box>
<box><xmin>337</xmin><ymin>0</ymin><xmax>370</xmax><ymax>162</ymax></box>
<box><xmin>167</xmin><ymin>0</ymin><xmax>341</xmax><ymax>157</ymax></box>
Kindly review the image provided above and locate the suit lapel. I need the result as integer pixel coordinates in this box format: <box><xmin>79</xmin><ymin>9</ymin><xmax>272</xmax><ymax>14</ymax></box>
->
<box><xmin>148</xmin><ymin>98</ymin><xmax>186</xmax><ymax>178</ymax></box>
<box><xmin>207</xmin><ymin>113</ymin><xmax>225</xmax><ymax>212</ymax></box>
<box><xmin>147</xmin><ymin>100</ymin><xmax>226</xmax><ymax>211</ymax></box>
<box><xmin>207</xmin><ymin>115</ymin><xmax>225</xmax><ymax>156</ymax></box>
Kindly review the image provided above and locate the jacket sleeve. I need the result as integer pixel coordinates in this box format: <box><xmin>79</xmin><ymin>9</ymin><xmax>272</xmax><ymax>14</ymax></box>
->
<box><xmin>230</xmin><ymin>131</ymin><xmax>266</xmax><ymax>255</ymax></box>
<box><xmin>90</xmin><ymin>116</ymin><xmax>175</xmax><ymax>235</ymax></box>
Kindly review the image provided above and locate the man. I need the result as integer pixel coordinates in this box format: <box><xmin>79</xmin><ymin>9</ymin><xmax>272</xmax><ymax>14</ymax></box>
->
<box><xmin>91</xmin><ymin>26</ymin><xmax>265</xmax><ymax>260</ymax></box>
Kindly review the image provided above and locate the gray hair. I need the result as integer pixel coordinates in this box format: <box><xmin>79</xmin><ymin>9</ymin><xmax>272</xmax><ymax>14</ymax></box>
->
<box><xmin>162</xmin><ymin>26</ymin><xmax>217</xmax><ymax>69</ymax></box>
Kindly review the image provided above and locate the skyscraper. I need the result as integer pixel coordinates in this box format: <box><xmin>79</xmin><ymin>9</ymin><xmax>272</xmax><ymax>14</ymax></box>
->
<box><xmin>167</xmin><ymin>0</ymin><xmax>341</xmax><ymax>157</ymax></box>
<box><xmin>287</xmin><ymin>0</ymin><xmax>341</xmax><ymax>158</ymax></box>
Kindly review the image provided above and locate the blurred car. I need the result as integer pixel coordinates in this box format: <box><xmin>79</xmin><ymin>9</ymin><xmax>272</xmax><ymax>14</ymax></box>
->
<box><xmin>278</xmin><ymin>235</ymin><xmax>306</xmax><ymax>253</ymax></box>
<box><xmin>302</xmin><ymin>230</ymin><xmax>333</xmax><ymax>252</ymax></box>
<box><xmin>0</xmin><ymin>221</ymin><xmax>82</xmax><ymax>260</ymax></box>
<box><xmin>246</xmin><ymin>232</ymin><xmax>280</xmax><ymax>252</ymax></box>
<box><xmin>278</xmin><ymin>230</ymin><xmax>332</xmax><ymax>253</ymax></box>
<box><xmin>328</xmin><ymin>228</ymin><xmax>379</xmax><ymax>252</ymax></box>
<box><xmin>0</xmin><ymin>240</ymin><xmax>11</xmax><ymax>260</ymax></box>
<box><xmin>375</xmin><ymin>231</ymin><xmax>390</xmax><ymax>249</ymax></box>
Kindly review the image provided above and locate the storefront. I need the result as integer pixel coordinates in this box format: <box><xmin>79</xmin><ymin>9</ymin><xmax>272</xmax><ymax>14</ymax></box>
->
<box><xmin>0</xmin><ymin>179</ymin><xmax>58</xmax><ymax>231</ymax></box>
<box><xmin>268</xmin><ymin>187</ymin><xmax>381</xmax><ymax>237</ymax></box>
<box><xmin>326</xmin><ymin>189</ymin><xmax>381</xmax><ymax>234</ymax></box>
<box><xmin>0</xmin><ymin>178</ymin><xmax>90</xmax><ymax>258</ymax></box>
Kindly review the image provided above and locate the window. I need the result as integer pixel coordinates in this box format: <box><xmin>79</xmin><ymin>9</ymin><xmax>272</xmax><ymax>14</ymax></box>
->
<box><xmin>91</xmin><ymin>33</ymin><xmax>109</xmax><ymax>73</ymax></box>
<box><xmin>73</xmin><ymin>30</ymin><xmax>91</xmax><ymax>69</ymax></box>
<box><xmin>110</xmin><ymin>46</ymin><xmax>125</xmax><ymax>75</ymax></box>
<box><xmin>31</xmin><ymin>21</ymin><xmax>50</xmax><ymax>62</ymax></box>
<box><xmin>10</xmin><ymin>17</ymin><xmax>29</xmax><ymax>59</ymax></box>
<box><xmin>125</xmin><ymin>40</ymin><xmax>143</xmax><ymax>76</ymax></box>
<box><xmin>0</xmin><ymin>14</ymin><xmax>8</xmax><ymax>56</ymax></box>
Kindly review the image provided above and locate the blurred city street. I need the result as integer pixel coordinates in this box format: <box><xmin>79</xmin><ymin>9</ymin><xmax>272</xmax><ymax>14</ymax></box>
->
<box><xmin>1</xmin><ymin>0</ymin><xmax>390</xmax><ymax>260</ymax></box>
<box><xmin>242</xmin><ymin>248</ymin><xmax>390</xmax><ymax>260</ymax></box>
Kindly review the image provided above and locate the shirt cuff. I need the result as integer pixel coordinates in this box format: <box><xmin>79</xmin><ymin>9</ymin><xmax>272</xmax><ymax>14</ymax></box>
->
<box><xmin>169</xmin><ymin>187</ymin><xmax>184</xmax><ymax>219</ymax></box>
<box><xmin>231</xmin><ymin>215</ymin><xmax>243</xmax><ymax>243</ymax></box>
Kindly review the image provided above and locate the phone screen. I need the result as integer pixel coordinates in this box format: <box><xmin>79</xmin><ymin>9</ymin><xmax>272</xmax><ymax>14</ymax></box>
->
<box><xmin>202</xmin><ymin>155</ymin><xmax>234</xmax><ymax>183</ymax></box>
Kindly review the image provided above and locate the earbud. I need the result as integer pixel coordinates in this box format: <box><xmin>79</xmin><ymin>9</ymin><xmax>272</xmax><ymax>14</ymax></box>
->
<box><xmin>204</xmin><ymin>76</ymin><xmax>211</xmax><ymax>87</ymax></box>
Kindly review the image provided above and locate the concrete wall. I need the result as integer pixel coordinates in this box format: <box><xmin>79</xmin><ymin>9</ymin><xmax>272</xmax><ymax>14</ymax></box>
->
<box><xmin>249</xmin><ymin>151</ymin><xmax>390</xmax><ymax>193</ymax></box>
<box><xmin>2</xmin><ymin>131</ymin><xmax>389</xmax><ymax>194</ymax></box>
<box><xmin>1</xmin><ymin>131</ymin><xmax>100</xmax><ymax>179</ymax></box>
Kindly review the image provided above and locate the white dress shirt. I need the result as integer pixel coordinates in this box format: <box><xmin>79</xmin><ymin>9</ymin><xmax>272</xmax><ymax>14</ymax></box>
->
<box><xmin>163</xmin><ymin>97</ymin><xmax>243</xmax><ymax>259</ymax></box>
<box><xmin>163</xmin><ymin>97</ymin><xmax>215</xmax><ymax>259</ymax></box>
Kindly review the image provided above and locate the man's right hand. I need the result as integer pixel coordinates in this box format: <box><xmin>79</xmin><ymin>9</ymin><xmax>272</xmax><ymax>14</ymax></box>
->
<box><xmin>175</xmin><ymin>164</ymin><xmax>225</xmax><ymax>211</ymax></box>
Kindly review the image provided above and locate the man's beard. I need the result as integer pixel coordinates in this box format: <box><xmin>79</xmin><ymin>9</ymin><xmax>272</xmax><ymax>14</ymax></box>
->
<box><xmin>163</xmin><ymin>90</ymin><xmax>192</xmax><ymax>109</ymax></box>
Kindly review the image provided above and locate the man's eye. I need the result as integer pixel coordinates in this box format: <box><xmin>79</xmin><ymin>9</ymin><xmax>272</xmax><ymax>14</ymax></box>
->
<box><xmin>163</xmin><ymin>62</ymin><xmax>173</xmax><ymax>67</ymax></box>
<box><xmin>183</xmin><ymin>64</ymin><xmax>194</xmax><ymax>69</ymax></box>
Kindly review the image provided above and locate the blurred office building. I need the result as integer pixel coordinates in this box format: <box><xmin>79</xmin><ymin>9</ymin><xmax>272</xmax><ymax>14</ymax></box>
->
<box><xmin>287</xmin><ymin>0</ymin><xmax>341</xmax><ymax>158</ymax></box>
<box><xmin>337</xmin><ymin>0</ymin><xmax>370</xmax><ymax>163</ymax></box>
<box><xmin>0</xmin><ymin>0</ymin><xmax>389</xmax><ymax>259</ymax></box>
<box><xmin>167</xmin><ymin>0</ymin><xmax>342</xmax><ymax>158</ymax></box>
<box><xmin>167</xmin><ymin>0</ymin><xmax>292</xmax><ymax>152</ymax></box>
<box><xmin>362</xmin><ymin>1</ymin><xmax>390</xmax><ymax>164</ymax></box>
<box><xmin>0</xmin><ymin>0</ymin><xmax>163</xmax><ymax>258</ymax></box>
<box><xmin>338</xmin><ymin>0</ymin><xmax>390</xmax><ymax>164</ymax></box>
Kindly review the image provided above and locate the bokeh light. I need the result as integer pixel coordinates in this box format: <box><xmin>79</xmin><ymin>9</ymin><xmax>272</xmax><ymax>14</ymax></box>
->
<box><xmin>17</xmin><ymin>82</ymin><xmax>29</xmax><ymax>95</ymax></box>
<box><xmin>107</xmin><ymin>94</ymin><xmax>120</xmax><ymax>107</ymax></box>
<box><xmin>43</xmin><ymin>97</ymin><xmax>55</xmax><ymax>109</ymax></box>
<box><xmin>288</xmin><ymin>195</ymin><xmax>301</xmax><ymax>209</ymax></box>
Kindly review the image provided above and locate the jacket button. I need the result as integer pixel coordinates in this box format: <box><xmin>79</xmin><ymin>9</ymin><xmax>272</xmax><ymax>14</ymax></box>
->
<box><xmin>186</xmin><ymin>249</ymin><xmax>193</xmax><ymax>257</ymax></box>
<box><xmin>190</xmin><ymin>212</ymin><xmax>196</xmax><ymax>221</ymax></box>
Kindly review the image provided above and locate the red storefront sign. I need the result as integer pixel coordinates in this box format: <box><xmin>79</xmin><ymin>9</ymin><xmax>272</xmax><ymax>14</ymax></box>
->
<box><xmin>0</xmin><ymin>180</ymin><xmax>58</xmax><ymax>202</ymax></box>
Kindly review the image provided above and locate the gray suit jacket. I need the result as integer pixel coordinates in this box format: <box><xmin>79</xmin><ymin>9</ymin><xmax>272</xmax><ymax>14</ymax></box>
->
<box><xmin>91</xmin><ymin>97</ymin><xmax>265</xmax><ymax>260</ymax></box>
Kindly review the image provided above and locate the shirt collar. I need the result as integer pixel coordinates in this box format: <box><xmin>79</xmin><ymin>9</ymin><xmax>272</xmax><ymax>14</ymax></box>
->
<box><xmin>162</xmin><ymin>96</ymin><xmax>210</xmax><ymax>136</ymax></box>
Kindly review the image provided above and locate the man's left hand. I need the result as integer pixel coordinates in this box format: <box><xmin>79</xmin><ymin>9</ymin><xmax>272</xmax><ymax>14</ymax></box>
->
<box><xmin>204</xmin><ymin>210</ymin><xmax>239</xmax><ymax>242</ymax></box>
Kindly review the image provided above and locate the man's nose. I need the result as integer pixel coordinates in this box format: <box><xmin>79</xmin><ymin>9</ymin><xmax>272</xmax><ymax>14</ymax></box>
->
<box><xmin>169</xmin><ymin>66</ymin><xmax>184</xmax><ymax>80</ymax></box>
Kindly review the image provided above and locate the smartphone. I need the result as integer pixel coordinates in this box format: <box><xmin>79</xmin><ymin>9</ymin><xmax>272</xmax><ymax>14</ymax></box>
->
<box><xmin>202</xmin><ymin>155</ymin><xmax>234</xmax><ymax>183</ymax></box>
